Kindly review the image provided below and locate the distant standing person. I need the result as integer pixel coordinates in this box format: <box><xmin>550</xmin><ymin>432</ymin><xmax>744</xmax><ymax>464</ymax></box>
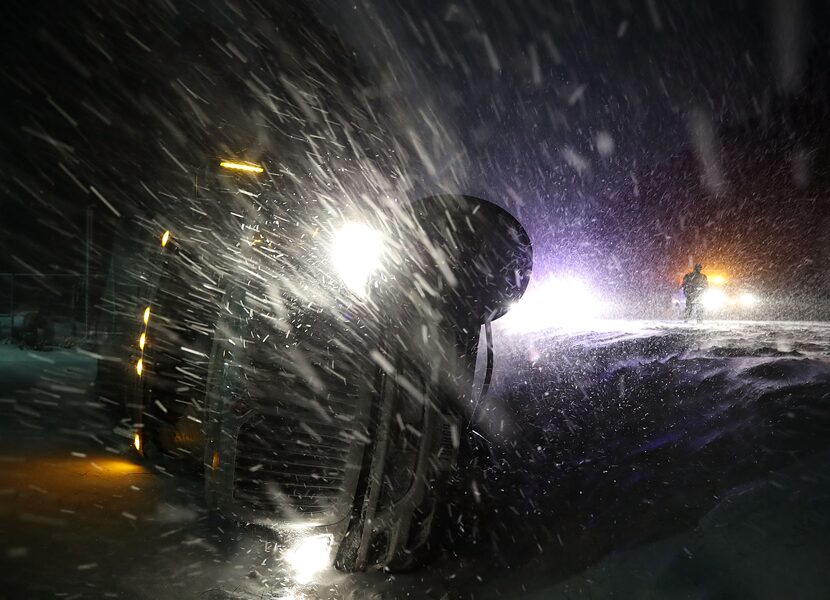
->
<box><xmin>682</xmin><ymin>264</ymin><xmax>708</xmax><ymax>320</ymax></box>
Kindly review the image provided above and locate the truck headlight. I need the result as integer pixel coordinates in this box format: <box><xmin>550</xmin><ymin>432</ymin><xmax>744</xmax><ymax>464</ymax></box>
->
<box><xmin>285</xmin><ymin>534</ymin><xmax>332</xmax><ymax>583</ymax></box>
<box><xmin>331</xmin><ymin>222</ymin><xmax>385</xmax><ymax>294</ymax></box>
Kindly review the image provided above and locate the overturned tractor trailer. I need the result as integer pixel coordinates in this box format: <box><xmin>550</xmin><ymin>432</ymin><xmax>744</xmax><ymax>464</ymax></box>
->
<box><xmin>116</xmin><ymin>158</ymin><xmax>532</xmax><ymax>573</ymax></box>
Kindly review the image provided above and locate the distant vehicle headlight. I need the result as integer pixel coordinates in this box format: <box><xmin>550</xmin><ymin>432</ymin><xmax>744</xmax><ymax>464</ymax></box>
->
<box><xmin>331</xmin><ymin>222</ymin><xmax>385</xmax><ymax>295</ymax></box>
<box><xmin>285</xmin><ymin>534</ymin><xmax>332</xmax><ymax>583</ymax></box>
<box><xmin>498</xmin><ymin>276</ymin><xmax>604</xmax><ymax>332</ymax></box>
<box><xmin>739</xmin><ymin>292</ymin><xmax>758</xmax><ymax>307</ymax></box>
<box><xmin>701</xmin><ymin>288</ymin><xmax>727</xmax><ymax>310</ymax></box>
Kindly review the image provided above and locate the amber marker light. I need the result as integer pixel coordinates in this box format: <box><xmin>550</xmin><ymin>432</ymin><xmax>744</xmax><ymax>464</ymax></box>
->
<box><xmin>219</xmin><ymin>160</ymin><xmax>264</xmax><ymax>174</ymax></box>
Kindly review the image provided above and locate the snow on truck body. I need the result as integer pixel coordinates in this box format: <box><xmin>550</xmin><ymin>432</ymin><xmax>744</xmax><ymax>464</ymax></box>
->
<box><xmin>120</xmin><ymin>160</ymin><xmax>532</xmax><ymax>575</ymax></box>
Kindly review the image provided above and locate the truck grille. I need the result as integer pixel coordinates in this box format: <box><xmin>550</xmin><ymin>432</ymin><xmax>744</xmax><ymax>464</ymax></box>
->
<box><xmin>222</xmin><ymin>306</ymin><xmax>371</xmax><ymax>523</ymax></box>
<box><xmin>233</xmin><ymin>398</ymin><xmax>363</xmax><ymax>519</ymax></box>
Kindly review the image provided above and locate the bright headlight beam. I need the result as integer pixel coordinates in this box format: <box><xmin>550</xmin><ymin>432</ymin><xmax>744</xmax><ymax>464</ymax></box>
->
<box><xmin>701</xmin><ymin>288</ymin><xmax>727</xmax><ymax>310</ymax></box>
<box><xmin>331</xmin><ymin>222</ymin><xmax>384</xmax><ymax>294</ymax></box>
<box><xmin>739</xmin><ymin>292</ymin><xmax>758</xmax><ymax>307</ymax></box>
<box><xmin>219</xmin><ymin>160</ymin><xmax>264</xmax><ymax>174</ymax></box>
<box><xmin>285</xmin><ymin>534</ymin><xmax>332</xmax><ymax>583</ymax></box>
<box><xmin>498</xmin><ymin>276</ymin><xmax>604</xmax><ymax>332</ymax></box>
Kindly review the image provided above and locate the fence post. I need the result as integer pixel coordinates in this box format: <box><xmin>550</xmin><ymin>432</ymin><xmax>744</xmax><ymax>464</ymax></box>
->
<box><xmin>111</xmin><ymin>262</ymin><xmax>117</xmax><ymax>335</ymax></box>
<box><xmin>9</xmin><ymin>274</ymin><xmax>13</xmax><ymax>340</ymax></box>
<box><xmin>85</xmin><ymin>206</ymin><xmax>94</xmax><ymax>338</ymax></box>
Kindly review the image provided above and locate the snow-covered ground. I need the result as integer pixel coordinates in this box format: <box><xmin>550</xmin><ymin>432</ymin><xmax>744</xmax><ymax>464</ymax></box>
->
<box><xmin>471</xmin><ymin>319</ymin><xmax>830</xmax><ymax>447</ymax></box>
<box><xmin>1</xmin><ymin>320</ymin><xmax>829</xmax><ymax>599</ymax></box>
<box><xmin>457</xmin><ymin>319</ymin><xmax>830</xmax><ymax>599</ymax></box>
<box><xmin>493</xmin><ymin>319</ymin><xmax>830</xmax><ymax>361</ymax></box>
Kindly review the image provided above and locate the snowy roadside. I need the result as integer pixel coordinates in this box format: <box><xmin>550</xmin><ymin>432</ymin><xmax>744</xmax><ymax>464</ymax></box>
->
<box><xmin>0</xmin><ymin>345</ymin><xmax>113</xmax><ymax>453</ymax></box>
<box><xmin>456</xmin><ymin>319</ymin><xmax>830</xmax><ymax>599</ymax></box>
<box><xmin>1</xmin><ymin>320</ymin><xmax>829</xmax><ymax>599</ymax></box>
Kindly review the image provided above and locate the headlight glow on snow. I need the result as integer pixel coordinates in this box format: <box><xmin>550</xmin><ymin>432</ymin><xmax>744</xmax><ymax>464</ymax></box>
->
<box><xmin>701</xmin><ymin>288</ymin><xmax>727</xmax><ymax>310</ymax></box>
<box><xmin>498</xmin><ymin>276</ymin><xmax>604</xmax><ymax>332</ymax></box>
<box><xmin>331</xmin><ymin>222</ymin><xmax>385</xmax><ymax>294</ymax></box>
<box><xmin>739</xmin><ymin>292</ymin><xmax>758</xmax><ymax>307</ymax></box>
<box><xmin>285</xmin><ymin>534</ymin><xmax>332</xmax><ymax>583</ymax></box>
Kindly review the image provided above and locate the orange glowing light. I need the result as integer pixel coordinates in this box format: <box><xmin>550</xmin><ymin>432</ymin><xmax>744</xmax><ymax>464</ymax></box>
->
<box><xmin>133</xmin><ymin>431</ymin><xmax>142</xmax><ymax>452</ymax></box>
<box><xmin>161</xmin><ymin>230</ymin><xmax>170</xmax><ymax>247</ymax></box>
<box><xmin>136</xmin><ymin>358</ymin><xmax>143</xmax><ymax>376</ymax></box>
<box><xmin>101</xmin><ymin>458</ymin><xmax>145</xmax><ymax>474</ymax></box>
<box><xmin>219</xmin><ymin>160</ymin><xmax>264</xmax><ymax>174</ymax></box>
<box><xmin>709</xmin><ymin>274</ymin><xmax>727</xmax><ymax>286</ymax></box>
<box><xmin>143</xmin><ymin>306</ymin><xmax>150</xmax><ymax>325</ymax></box>
<box><xmin>139</xmin><ymin>332</ymin><xmax>146</xmax><ymax>350</ymax></box>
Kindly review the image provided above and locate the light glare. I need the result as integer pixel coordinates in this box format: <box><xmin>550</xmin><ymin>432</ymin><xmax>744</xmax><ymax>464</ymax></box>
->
<box><xmin>701</xmin><ymin>288</ymin><xmax>727</xmax><ymax>310</ymax></box>
<box><xmin>331</xmin><ymin>222</ymin><xmax>384</xmax><ymax>294</ymax></box>
<box><xmin>139</xmin><ymin>332</ymin><xmax>146</xmax><ymax>350</ymax></box>
<box><xmin>739</xmin><ymin>292</ymin><xmax>758</xmax><ymax>307</ymax></box>
<box><xmin>143</xmin><ymin>307</ymin><xmax>150</xmax><ymax>325</ymax></box>
<box><xmin>285</xmin><ymin>534</ymin><xmax>332</xmax><ymax>583</ymax></box>
<box><xmin>498</xmin><ymin>276</ymin><xmax>604</xmax><ymax>332</ymax></box>
<box><xmin>161</xmin><ymin>230</ymin><xmax>170</xmax><ymax>247</ymax></box>
<box><xmin>136</xmin><ymin>358</ymin><xmax>143</xmax><ymax>376</ymax></box>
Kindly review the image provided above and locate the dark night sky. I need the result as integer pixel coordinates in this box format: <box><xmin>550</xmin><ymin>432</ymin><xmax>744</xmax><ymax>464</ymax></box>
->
<box><xmin>1</xmin><ymin>0</ymin><xmax>828</xmax><ymax>305</ymax></box>
<box><xmin>323</xmin><ymin>1</ymin><xmax>773</xmax><ymax>167</ymax></box>
<box><xmin>316</xmin><ymin>0</ymin><xmax>829</xmax><ymax>294</ymax></box>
